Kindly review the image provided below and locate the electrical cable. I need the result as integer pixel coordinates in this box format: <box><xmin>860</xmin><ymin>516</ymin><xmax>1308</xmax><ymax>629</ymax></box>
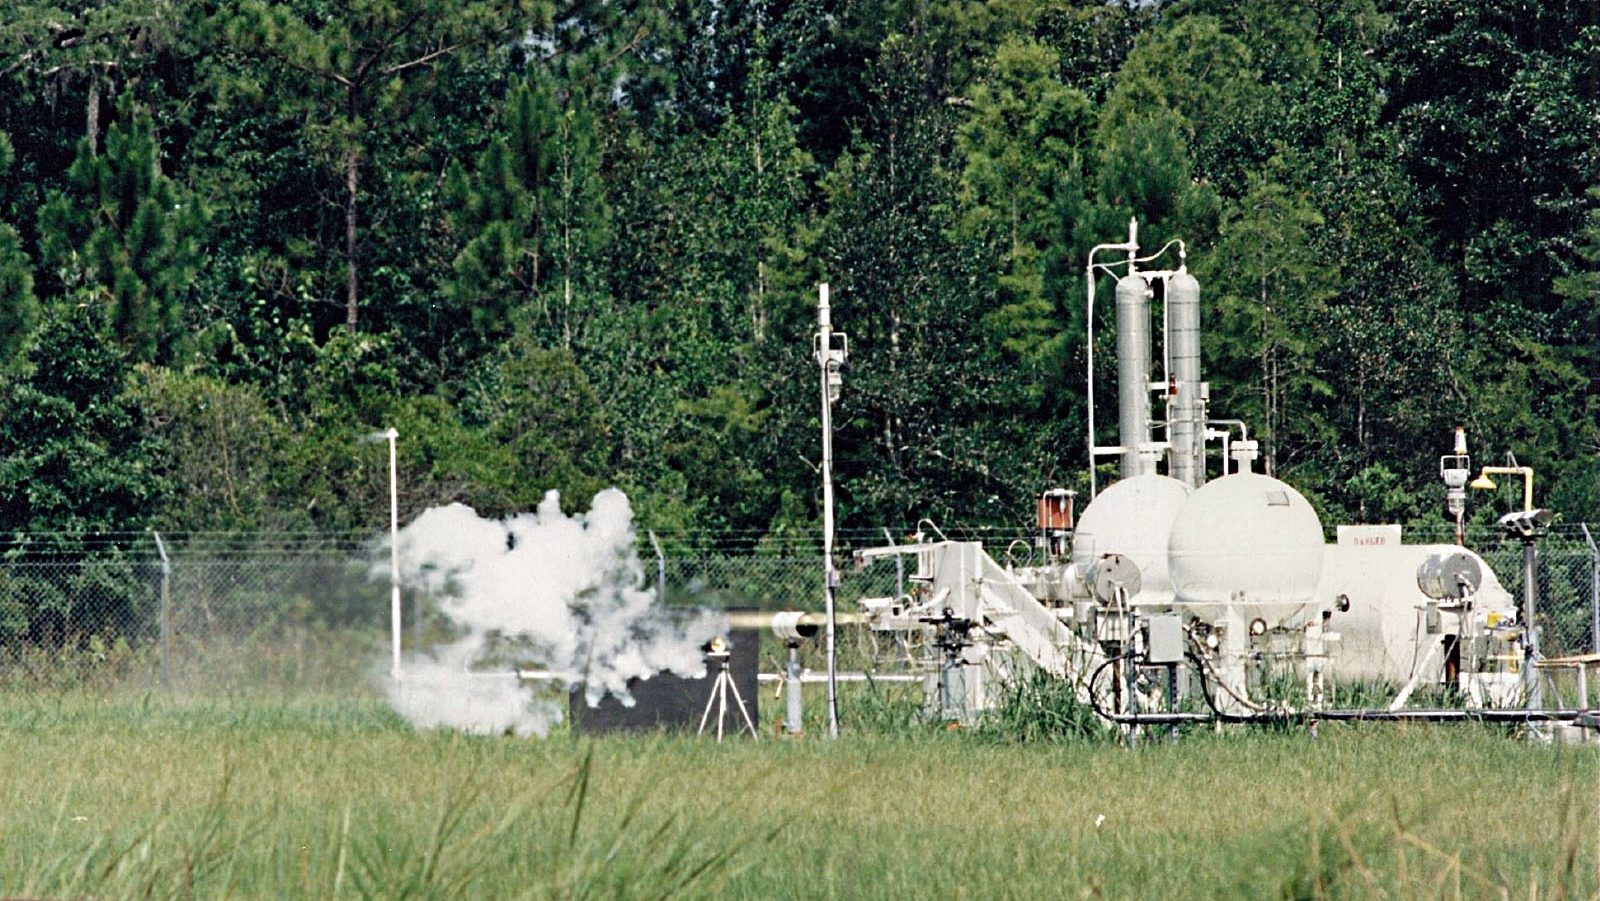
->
<box><xmin>1186</xmin><ymin>650</ymin><xmax>1228</xmax><ymax>720</ymax></box>
<box><xmin>1184</xmin><ymin>627</ymin><xmax>1284</xmax><ymax>714</ymax></box>
<box><xmin>1086</xmin><ymin>651</ymin><xmax>1138</xmax><ymax>723</ymax></box>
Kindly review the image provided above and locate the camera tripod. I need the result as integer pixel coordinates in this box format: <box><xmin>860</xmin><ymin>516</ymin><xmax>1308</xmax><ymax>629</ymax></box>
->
<box><xmin>698</xmin><ymin>641</ymin><xmax>759</xmax><ymax>742</ymax></box>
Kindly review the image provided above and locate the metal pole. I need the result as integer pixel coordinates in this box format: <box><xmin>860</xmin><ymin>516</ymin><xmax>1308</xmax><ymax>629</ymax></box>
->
<box><xmin>385</xmin><ymin>427</ymin><xmax>401</xmax><ymax>681</ymax></box>
<box><xmin>1084</xmin><ymin>221</ymin><xmax>1141</xmax><ymax>498</ymax></box>
<box><xmin>883</xmin><ymin>526</ymin><xmax>903</xmax><ymax>604</ymax></box>
<box><xmin>1583</xmin><ymin>524</ymin><xmax>1598</xmax><ymax>656</ymax></box>
<box><xmin>649</xmin><ymin>531</ymin><xmax>666</xmax><ymax>607</ymax></box>
<box><xmin>152</xmin><ymin>531</ymin><xmax>170</xmax><ymax>691</ymax></box>
<box><xmin>818</xmin><ymin>283</ymin><xmax>840</xmax><ymax>739</ymax></box>
<box><xmin>1524</xmin><ymin>537</ymin><xmax>1542</xmax><ymax>712</ymax></box>
<box><xmin>1085</xmin><ymin>263</ymin><xmax>1097</xmax><ymax>498</ymax></box>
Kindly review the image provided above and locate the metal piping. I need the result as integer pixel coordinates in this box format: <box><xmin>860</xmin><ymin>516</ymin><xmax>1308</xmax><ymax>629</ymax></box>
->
<box><xmin>1106</xmin><ymin>708</ymin><xmax>1598</xmax><ymax>726</ymax></box>
<box><xmin>815</xmin><ymin>283</ymin><xmax>844</xmax><ymax>738</ymax></box>
<box><xmin>1206</xmin><ymin>420</ymin><xmax>1250</xmax><ymax>478</ymax></box>
<box><xmin>1085</xmin><ymin>239</ymin><xmax>1139</xmax><ymax>497</ymax></box>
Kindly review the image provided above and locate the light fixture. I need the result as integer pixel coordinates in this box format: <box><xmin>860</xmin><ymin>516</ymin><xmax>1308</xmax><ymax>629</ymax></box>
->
<box><xmin>1471</xmin><ymin>465</ymin><xmax>1536</xmax><ymax>511</ymax></box>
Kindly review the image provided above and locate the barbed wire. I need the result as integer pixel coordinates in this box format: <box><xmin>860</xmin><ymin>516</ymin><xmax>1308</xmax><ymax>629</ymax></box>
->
<box><xmin>1</xmin><ymin>520</ymin><xmax>1595</xmax><ymax>556</ymax></box>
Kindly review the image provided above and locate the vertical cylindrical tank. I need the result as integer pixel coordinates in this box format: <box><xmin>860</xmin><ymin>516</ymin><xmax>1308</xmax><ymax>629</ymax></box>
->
<box><xmin>1115</xmin><ymin>274</ymin><xmax>1152</xmax><ymax>478</ymax></box>
<box><xmin>1166</xmin><ymin>272</ymin><xmax>1202</xmax><ymax>488</ymax></box>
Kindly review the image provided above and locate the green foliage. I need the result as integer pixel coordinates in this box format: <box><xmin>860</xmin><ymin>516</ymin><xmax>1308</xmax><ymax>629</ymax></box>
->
<box><xmin>217</xmin><ymin>0</ymin><xmax>545</xmax><ymax>330</ymax></box>
<box><xmin>0</xmin><ymin>223</ymin><xmax>36</xmax><ymax>370</ymax></box>
<box><xmin>0</xmin><ymin>307</ymin><xmax>165</xmax><ymax>642</ymax></box>
<box><xmin>38</xmin><ymin>101</ymin><xmax>203</xmax><ymax>362</ymax></box>
<box><xmin>1543</xmin><ymin>186</ymin><xmax>1600</xmax><ymax>515</ymax></box>
<box><xmin>466</xmin><ymin>338</ymin><xmax>612</xmax><ymax>515</ymax></box>
<box><xmin>1098</xmin><ymin>12</ymin><xmax>1264</xmax><ymax>192</ymax></box>
<box><xmin>1202</xmin><ymin>168</ymin><xmax>1337</xmax><ymax>477</ymax></box>
<box><xmin>136</xmin><ymin>368</ymin><xmax>296</xmax><ymax>531</ymax></box>
<box><xmin>444</xmin><ymin>70</ymin><xmax>611</xmax><ymax>352</ymax></box>
<box><xmin>973</xmin><ymin>669</ymin><xmax>1108</xmax><ymax>743</ymax></box>
<box><xmin>0</xmin><ymin>129</ymin><xmax>36</xmax><ymax>369</ymax></box>
<box><xmin>597</xmin><ymin>91</ymin><xmax>818</xmax><ymax>533</ymax></box>
<box><xmin>0</xmin><ymin>306</ymin><xmax>166</xmax><ymax>536</ymax></box>
<box><xmin>956</xmin><ymin>37</ymin><xmax>1092</xmax><ymax>369</ymax></box>
<box><xmin>812</xmin><ymin>36</ymin><xmax>1047</xmax><ymax>525</ymax></box>
<box><xmin>0</xmin><ymin>0</ymin><xmax>1594</xmax><ymax>538</ymax></box>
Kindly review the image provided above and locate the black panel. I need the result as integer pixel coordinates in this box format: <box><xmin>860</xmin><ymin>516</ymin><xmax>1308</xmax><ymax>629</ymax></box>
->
<box><xmin>569</xmin><ymin>618</ymin><xmax>761</xmax><ymax>736</ymax></box>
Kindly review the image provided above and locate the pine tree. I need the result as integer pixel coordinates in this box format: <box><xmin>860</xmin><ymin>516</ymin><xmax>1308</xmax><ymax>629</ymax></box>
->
<box><xmin>1202</xmin><ymin>169</ymin><xmax>1335</xmax><ymax>478</ymax></box>
<box><xmin>956</xmin><ymin>37</ymin><xmax>1092</xmax><ymax>368</ymax></box>
<box><xmin>38</xmin><ymin>101</ymin><xmax>202</xmax><ymax>362</ymax></box>
<box><xmin>220</xmin><ymin>0</ymin><xmax>544</xmax><ymax>330</ymax></box>
<box><xmin>444</xmin><ymin>71</ymin><xmax>609</xmax><ymax>351</ymax></box>
<box><xmin>0</xmin><ymin>131</ymin><xmax>39</xmax><ymax>369</ymax></box>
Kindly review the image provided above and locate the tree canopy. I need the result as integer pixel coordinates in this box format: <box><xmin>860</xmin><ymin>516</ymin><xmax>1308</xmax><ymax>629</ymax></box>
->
<box><xmin>0</xmin><ymin>0</ymin><xmax>1592</xmax><ymax>542</ymax></box>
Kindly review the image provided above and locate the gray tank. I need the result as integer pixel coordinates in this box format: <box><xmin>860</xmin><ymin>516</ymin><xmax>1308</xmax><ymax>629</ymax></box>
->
<box><xmin>1115</xmin><ymin>274</ymin><xmax>1152</xmax><ymax>479</ymax></box>
<box><xmin>1166</xmin><ymin>272</ymin><xmax>1203</xmax><ymax>488</ymax></box>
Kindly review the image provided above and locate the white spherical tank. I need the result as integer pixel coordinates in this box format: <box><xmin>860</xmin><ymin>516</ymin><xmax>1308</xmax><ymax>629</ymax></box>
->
<box><xmin>1167</xmin><ymin>473</ymin><xmax>1324</xmax><ymax>608</ymax></box>
<box><xmin>1071</xmin><ymin>475</ymin><xmax>1191</xmax><ymax>603</ymax></box>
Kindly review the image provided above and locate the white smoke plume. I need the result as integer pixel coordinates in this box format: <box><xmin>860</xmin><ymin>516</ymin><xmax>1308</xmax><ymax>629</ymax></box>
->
<box><xmin>383</xmin><ymin>488</ymin><xmax>723</xmax><ymax>736</ymax></box>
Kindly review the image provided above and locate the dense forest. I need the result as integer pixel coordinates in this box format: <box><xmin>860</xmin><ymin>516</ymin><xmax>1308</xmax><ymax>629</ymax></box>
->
<box><xmin>0</xmin><ymin>0</ymin><xmax>1595</xmax><ymax>548</ymax></box>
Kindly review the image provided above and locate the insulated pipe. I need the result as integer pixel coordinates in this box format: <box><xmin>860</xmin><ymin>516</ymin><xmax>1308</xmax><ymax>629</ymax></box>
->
<box><xmin>1104</xmin><ymin>708</ymin><xmax>1595</xmax><ymax>726</ymax></box>
<box><xmin>724</xmin><ymin>611</ymin><xmax>866</xmax><ymax>631</ymax></box>
<box><xmin>1166</xmin><ymin>272</ymin><xmax>1202</xmax><ymax>488</ymax></box>
<box><xmin>784</xmin><ymin>642</ymin><xmax>804</xmax><ymax>735</ymax></box>
<box><xmin>1115</xmin><ymin>274</ymin><xmax>1152</xmax><ymax>479</ymax></box>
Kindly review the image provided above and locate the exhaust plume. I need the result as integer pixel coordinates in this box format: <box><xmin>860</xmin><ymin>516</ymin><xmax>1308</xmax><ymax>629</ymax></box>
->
<box><xmin>383</xmin><ymin>488</ymin><xmax>722</xmax><ymax>735</ymax></box>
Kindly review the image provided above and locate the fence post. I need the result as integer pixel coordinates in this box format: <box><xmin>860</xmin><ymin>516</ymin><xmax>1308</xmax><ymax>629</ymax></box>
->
<box><xmin>151</xmin><ymin>531</ymin><xmax>171</xmax><ymax>691</ymax></box>
<box><xmin>883</xmin><ymin>527</ymin><xmax>903</xmax><ymax>602</ymax></box>
<box><xmin>649</xmin><ymin>531</ymin><xmax>665</xmax><ymax>606</ymax></box>
<box><xmin>1584</xmin><ymin>524</ymin><xmax>1599</xmax><ymax>655</ymax></box>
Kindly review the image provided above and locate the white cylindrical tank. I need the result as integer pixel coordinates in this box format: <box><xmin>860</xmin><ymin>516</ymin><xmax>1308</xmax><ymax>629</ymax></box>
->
<box><xmin>1115</xmin><ymin>274</ymin><xmax>1152</xmax><ymax>479</ymax></box>
<box><xmin>1165</xmin><ymin>272</ymin><xmax>1203</xmax><ymax>488</ymax></box>
<box><xmin>1321</xmin><ymin>543</ymin><xmax>1515</xmax><ymax>683</ymax></box>
<box><xmin>1072</xmin><ymin>474</ymin><xmax>1190</xmax><ymax>604</ymax></box>
<box><xmin>1167</xmin><ymin>473</ymin><xmax>1325</xmax><ymax>612</ymax></box>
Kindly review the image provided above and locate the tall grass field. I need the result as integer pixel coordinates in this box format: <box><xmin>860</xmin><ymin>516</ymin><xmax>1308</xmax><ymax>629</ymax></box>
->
<box><xmin>0</xmin><ymin>687</ymin><xmax>1595</xmax><ymax>899</ymax></box>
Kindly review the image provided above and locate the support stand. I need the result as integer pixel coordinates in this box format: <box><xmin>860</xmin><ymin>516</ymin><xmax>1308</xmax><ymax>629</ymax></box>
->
<box><xmin>698</xmin><ymin>642</ymin><xmax>759</xmax><ymax>742</ymax></box>
<box><xmin>921</xmin><ymin>608</ymin><xmax>973</xmax><ymax>724</ymax></box>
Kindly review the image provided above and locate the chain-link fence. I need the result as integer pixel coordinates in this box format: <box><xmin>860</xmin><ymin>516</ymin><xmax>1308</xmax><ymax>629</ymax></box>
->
<box><xmin>0</xmin><ymin>535</ymin><xmax>382</xmax><ymax>694</ymax></box>
<box><xmin>1480</xmin><ymin>539</ymin><xmax>1599</xmax><ymax>659</ymax></box>
<box><xmin>0</xmin><ymin>526</ymin><xmax>1594</xmax><ymax>693</ymax></box>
